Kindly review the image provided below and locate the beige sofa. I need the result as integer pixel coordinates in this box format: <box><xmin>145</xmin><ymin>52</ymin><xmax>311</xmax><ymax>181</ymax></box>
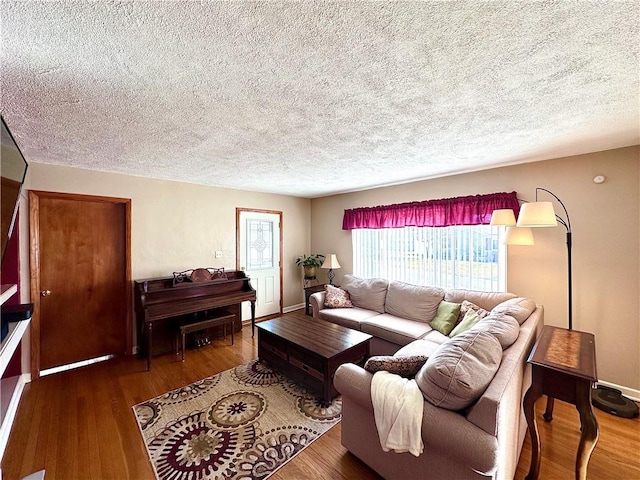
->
<box><xmin>310</xmin><ymin>275</ymin><xmax>543</xmax><ymax>480</ymax></box>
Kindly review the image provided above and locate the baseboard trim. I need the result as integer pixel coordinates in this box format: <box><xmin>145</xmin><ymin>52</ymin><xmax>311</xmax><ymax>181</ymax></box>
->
<box><xmin>284</xmin><ymin>303</ymin><xmax>304</xmax><ymax>314</ymax></box>
<box><xmin>596</xmin><ymin>380</ymin><xmax>640</xmax><ymax>402</ymax></box>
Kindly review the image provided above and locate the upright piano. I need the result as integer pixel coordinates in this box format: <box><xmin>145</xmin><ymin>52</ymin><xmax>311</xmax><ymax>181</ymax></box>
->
<box><xmin>134</xmin><ymin>270</ymin><xmax>256</xmax><ymax>369</ymax></box>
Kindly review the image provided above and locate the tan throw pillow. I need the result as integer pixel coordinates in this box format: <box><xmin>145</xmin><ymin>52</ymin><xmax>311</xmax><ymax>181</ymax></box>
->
<box><xmin>416</xmin><ymin>330</ymin><xmax>502</xmax><ymax>410</ymax></box>
<box><xmin>324</xmin><ymin>284</ymin><xmax>353</xmax><ymax>308</ymax></box>
<box><xmin>364</xmin><ymin>355</ymin><xmax>429</xmax><ymax>378</ymax></box>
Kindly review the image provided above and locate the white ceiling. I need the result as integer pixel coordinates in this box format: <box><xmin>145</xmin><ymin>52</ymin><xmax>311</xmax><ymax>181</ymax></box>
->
<box><xmin>1</xmin><ymin>1</ymin><xmax>638</xmax><ymax>198</ymax></box>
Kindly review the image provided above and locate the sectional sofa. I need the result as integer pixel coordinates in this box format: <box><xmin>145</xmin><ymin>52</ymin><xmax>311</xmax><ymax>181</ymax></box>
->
<box><xmin>309</xmin><ymin>274</ymin><xmax>543</xmax><ymax>480</ymax></box>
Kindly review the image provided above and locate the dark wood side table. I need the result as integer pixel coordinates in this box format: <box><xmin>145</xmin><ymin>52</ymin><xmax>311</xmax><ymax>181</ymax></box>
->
<box><xmin>304</xmin><ymin>283</ymin><xmax>326</xmax><ymax>316</ymax></box>
<box><xmin>523</xmin><ymin>325</ymin><xmax>598</xmax><ymax>480</ymax></box>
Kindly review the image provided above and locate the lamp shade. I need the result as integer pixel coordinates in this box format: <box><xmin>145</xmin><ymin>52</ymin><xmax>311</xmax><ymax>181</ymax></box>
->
<box><xmin>516</xmin><ymin>202</ymin><xmax>558</xmax><ymax>227</ymax></box>
<box><xmin>503</xmin><ymin>227</ymin><xmax>534</xmax><ymax>245</ymax></box>
<box><xmin>490</xmin><ymin>209</ymin><xmax>517</xmax><ymax>226</ymax></box>
<box><xmin>321</xmin><ymin>254</ymin><xmax>341</xmax><ymax>269</ymax></box>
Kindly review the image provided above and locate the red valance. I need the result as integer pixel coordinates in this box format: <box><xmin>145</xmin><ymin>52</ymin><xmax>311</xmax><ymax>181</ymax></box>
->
<box><xmin>342</xmin><ymin>191</ymin><xmax>519</xmax><ymax>230</ymax></box>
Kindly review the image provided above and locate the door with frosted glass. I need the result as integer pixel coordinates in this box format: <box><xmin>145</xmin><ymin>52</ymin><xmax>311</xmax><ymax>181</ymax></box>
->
<box><xmin>238</xmin><ymin>209</ymin><xmax>282</xmax><ymax>319</ymax></box>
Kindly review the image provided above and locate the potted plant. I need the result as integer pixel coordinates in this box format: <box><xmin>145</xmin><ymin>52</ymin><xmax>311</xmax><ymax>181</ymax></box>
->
<box><xmin>295</xmin><ymin>254</ymin><xmax>326</xmax><ymax>278</ymax></box>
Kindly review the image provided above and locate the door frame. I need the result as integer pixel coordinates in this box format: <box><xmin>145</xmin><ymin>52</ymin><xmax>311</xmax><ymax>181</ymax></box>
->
<box><xmin>235</xmin><ymin>208</ymin><xmax>283</xmax><ymax>319</ymax></box>
<box><xmin>29</xmin><ymin>190</ymin><xmax>132</xmax><ymax>379</ymax></box>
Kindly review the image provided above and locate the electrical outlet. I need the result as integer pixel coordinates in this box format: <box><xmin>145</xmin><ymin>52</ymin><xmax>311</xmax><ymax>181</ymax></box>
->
<box><xmin>215</xmin><ymin>250</ymin><xmax>223</xmax><ymax>258</ymax></box>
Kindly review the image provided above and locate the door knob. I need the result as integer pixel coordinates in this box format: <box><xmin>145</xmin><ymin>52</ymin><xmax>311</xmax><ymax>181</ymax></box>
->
<box><xmin>40</xmin><ymin>290</ymin><xmax>51</xmax><ymax>297</ymax></box>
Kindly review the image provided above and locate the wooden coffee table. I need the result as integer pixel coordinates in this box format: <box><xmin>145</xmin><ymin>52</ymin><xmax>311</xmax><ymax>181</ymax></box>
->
<box><xmin>257</xmin><ymin>316</ymin><xmax>372</xmax><ymax>402</ymax></box>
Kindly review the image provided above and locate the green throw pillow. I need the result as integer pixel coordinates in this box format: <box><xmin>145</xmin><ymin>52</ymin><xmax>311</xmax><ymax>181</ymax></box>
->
<box><xmin>449</xmin><ymin>308</ymin><xmax>482</xmax><ymax>337</ymax></box>
<box><xmin>430</xmin><ymin>301</ymin><xmax>462</xmax><ymax>335</ymax></box>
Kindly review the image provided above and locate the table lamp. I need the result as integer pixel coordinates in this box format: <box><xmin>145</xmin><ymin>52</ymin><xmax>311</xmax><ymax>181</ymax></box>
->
<box><xmin>321</xmin><ymin>254</ymin><xmax>341</xmax><ymax>286</ymax></box>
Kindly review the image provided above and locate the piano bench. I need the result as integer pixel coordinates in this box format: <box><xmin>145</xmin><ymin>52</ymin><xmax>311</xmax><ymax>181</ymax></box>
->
<box><xmin>177</xmin><ymin>313</ymin><xmax>236</xmax><ymax>361</ymax></box>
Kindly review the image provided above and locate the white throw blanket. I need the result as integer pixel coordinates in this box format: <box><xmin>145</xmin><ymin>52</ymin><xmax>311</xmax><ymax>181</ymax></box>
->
<box><xmin>371</xmin><ymin>370</ymin><xmax>424</xmax><ymax>457</ymax></box>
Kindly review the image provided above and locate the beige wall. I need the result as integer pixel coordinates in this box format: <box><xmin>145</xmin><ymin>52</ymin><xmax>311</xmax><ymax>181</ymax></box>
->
<box><xmin>21</xmin><ymin>163</ymin><xmax>311</xmax><ymax>312</ymax></box>
<box><xmin>310</xmin><ymin>146</ymin><xmax>640</xmax><ymax>393</ymax></box>
<box><xmin>16</xmin><ymin>148</ymin><xmax>639</xmax><ymax>392</ymax></box>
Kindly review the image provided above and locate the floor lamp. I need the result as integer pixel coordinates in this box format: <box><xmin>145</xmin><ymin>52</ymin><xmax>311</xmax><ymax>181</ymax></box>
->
<box><xmin>489</xmin><ymin>209</ymin><xmax>535</xmax><ymax>246</ymax></box>
<box><xmin>516</xmin><ymin>188</ymin><xmax>573</xmax><ymax>330</ymax></box>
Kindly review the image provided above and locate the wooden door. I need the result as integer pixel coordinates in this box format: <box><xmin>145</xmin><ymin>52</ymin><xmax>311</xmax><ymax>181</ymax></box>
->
<box><xmin>30</xmin><ymin>191</ymin><xmax>131</xmax><ymax>376</ymax></box>
<box><xmin>237</xmin><ymin>208</ymin><xmax>282</xmax><ymax>319</ymax></box>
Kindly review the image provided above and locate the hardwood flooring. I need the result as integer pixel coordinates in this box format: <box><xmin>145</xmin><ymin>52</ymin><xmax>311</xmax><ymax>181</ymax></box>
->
<box><xmin>3</xmin><ymin>310</ymin><xmax>639</xmax><ymax>479</ymax></box>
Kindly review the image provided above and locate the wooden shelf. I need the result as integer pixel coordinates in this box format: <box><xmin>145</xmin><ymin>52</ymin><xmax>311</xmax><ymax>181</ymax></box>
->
<box><xmin>0</xmin><ymin>285</ymin><xmax>17</xmax><ymax>306</ymax></box>
<box><xmin>0</xmin><ymin>282</ymin><xmax>29</xmax><ymax>464</ymax></box>
<box><xmin>0</xmin><ymin>319</ymin><xmax>30</xmax><ymax>379</ymax></box>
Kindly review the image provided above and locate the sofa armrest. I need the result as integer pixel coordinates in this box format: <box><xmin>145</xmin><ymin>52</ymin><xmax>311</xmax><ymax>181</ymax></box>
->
<box><xmin>335</xmin><ymin>363</ymin><xmax>499</xmax><ymax>475</ymax></box>
<box><xmin>466</xmin><ymin>306</ymin><xmax>543</xmax><ymax>436</ymax></box>
<box><xmin>310</xmin><ymin>291</ymin><xmax>326</xmax><ymax>318</ymax></box>
<box><xmin>334</xmin><ymin>363</ymin><xmax>374</xmax><ymax>408</ymax></box>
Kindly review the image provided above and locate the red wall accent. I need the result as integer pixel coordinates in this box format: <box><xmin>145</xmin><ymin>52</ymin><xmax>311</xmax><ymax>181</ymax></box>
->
<box><xmin>1</xmin><ymin>211</ymin><xmax>23</xmax><ymax>378</ymax></box>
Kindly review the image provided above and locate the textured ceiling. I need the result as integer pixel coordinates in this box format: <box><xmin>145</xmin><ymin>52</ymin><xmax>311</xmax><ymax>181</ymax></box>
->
<box><xmin>1</xmin><ymin>1</ymin><xmax>638</xmax><ymax>198</ymax></box>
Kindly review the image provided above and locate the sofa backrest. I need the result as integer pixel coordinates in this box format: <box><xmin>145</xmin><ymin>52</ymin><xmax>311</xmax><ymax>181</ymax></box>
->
<box><xmin>385</xmin><ymin>281</ymin><xmax>444</xmax><ymax>323</ymax></box>
<box><xmin>342</xmin><ymin>274</ymin><xmax>388</xmax><ymax>313</ymax></box>
<box><xmin>465</xmin><ymin>305</ymin><xmax>543</xmax><ymax>479</ymax></box>
<box><xmin>444</xmin><ymin>288</ymin><xmax>517</xmax><ymax>311</ymax></box>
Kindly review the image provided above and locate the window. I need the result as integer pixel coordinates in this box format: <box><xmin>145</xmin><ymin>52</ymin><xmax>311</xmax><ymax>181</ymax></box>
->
<box><xmin>352</xmin><ymin>225</ymin><xmax>506</xmax><ymax>291</ymax></box>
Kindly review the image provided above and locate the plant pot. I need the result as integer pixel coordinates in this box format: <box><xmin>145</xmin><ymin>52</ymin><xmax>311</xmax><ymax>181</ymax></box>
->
<box><xmin>303</xmin><ymin>266</ymin><xmax>317</xmax><ymax>278</ymax></box>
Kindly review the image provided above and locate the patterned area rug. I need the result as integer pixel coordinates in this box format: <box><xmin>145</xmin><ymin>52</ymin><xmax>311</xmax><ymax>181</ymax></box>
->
<box><xmin>133</xmin><ymin>360</ymin><xmax>342</xmax><ymax>480</ymax></box>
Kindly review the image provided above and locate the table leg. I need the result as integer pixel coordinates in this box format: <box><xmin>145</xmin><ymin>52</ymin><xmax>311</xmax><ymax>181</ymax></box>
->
<box><xmin>251</xmin><ymin>300</ymin><xmax>256</xmax><ymax>338</ymax></box>
<box><xmin>543</xmin><ymin>396</ymin><xmax>555</xmax><ymax>422</ymax></box>
<box><xmin>231</xmin><ymin>318</ymin><xmax>235</xmax><ymax>345</ymax></box>
<box><xmin>575</xmin><ymin>383</ymin><xmax>599</xmax><ymax>480</ymax></box>
<box><xmin>524</xmin><ymin>379</ymin><xmax>544</xmax><ymax>480</ymax></box>
<box><xmin>146</xmin><ymin>322</ymin><xmax>153</xmax><ymax>371</ymax></box>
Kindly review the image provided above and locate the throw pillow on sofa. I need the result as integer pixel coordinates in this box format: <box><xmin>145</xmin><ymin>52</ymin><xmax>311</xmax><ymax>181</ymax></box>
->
<box><xmin>324</xmin><ymin>284</ymin><xmax>353</xmax><ymax>308</ymax></box>
<box><xmin>448</xmin><ymin>300</ymin><xmax>490</xmax><ymax>337</ymax></box>
<box><xmin>449</xmin><ymin>307</ymin><xmax>485</xmax><ymax>337</ymax></box>
<box><xmin>415</xmin><ymin>330</ymin><xmax>502</xmax><ymax>410</ymax></box>
<box><xmin>364</xmin><ymin>355</ymin><xmax>429</xmax><ymax>378</ymax></box>
<box><xmin>456</xmin><ymin>300</ymin><xmax>490</xmax><ymax>324</ymax></box>
<box><xmin>429</xmin><ymin>301</ymin><xmax>462</xmax><ymax>335</ymax></box>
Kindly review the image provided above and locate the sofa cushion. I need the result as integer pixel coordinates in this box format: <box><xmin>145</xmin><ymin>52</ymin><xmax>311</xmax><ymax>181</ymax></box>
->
<box><xmin>323</xmin><ymin>284</ymin><xmax>353</xmax><ymax>308</ymax></box>
<box><xmin>395</xmin><ymin>336</ymin><xmax>447</xmax><ymax>358</ymax></box>
<box><xmin>342</xmin><ymin>274</ymin><xmax>389</xmax><ymax>313</ymax></box>
<box><xmin>364</xmin><ymin>355</ymin><xmax>429</xmax><ymax>378</ymax></box>
<box><xmin>416</xmin><ymin>330</ymin><xmax>502</xmax><ymax>410</ymax></box>
<box><xmin>360</xmin><ymin>314</ymin><xmax>433</xmax><ymax>347</ymax></box>
<box><xmin>491</xmin><ymin>297</ymin><xmax>537</xmax><ymax>325</ymax></box>
<box><xmin>469</xmin><ymin>312</ymin><xmax>520</xmax><ymax>349</ymax></box>
<box><xmin>444</xmin><ymin>289</ymin><xmax>517</xmax><ymax>312</ymax></box>
<box><xmin>430</xmin><ymin>301</ymin><xmax>462</xmax><ymax>335</ymax></box>
<box><xmin>318</xmin><ymin>307</ymin><xmax>380</xmax><ymax>330</ymax></box>
<box><xmin>385</xmin><ymin>281</ymin><xmax>445</xmax><ymax>323</ymax></box>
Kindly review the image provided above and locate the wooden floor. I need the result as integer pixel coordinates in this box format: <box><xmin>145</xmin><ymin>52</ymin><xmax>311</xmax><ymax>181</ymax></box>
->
<box><xmin>3</xmin><ymin>310</ymin><xmax>639</xmax><ymax>480</ymax></box>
